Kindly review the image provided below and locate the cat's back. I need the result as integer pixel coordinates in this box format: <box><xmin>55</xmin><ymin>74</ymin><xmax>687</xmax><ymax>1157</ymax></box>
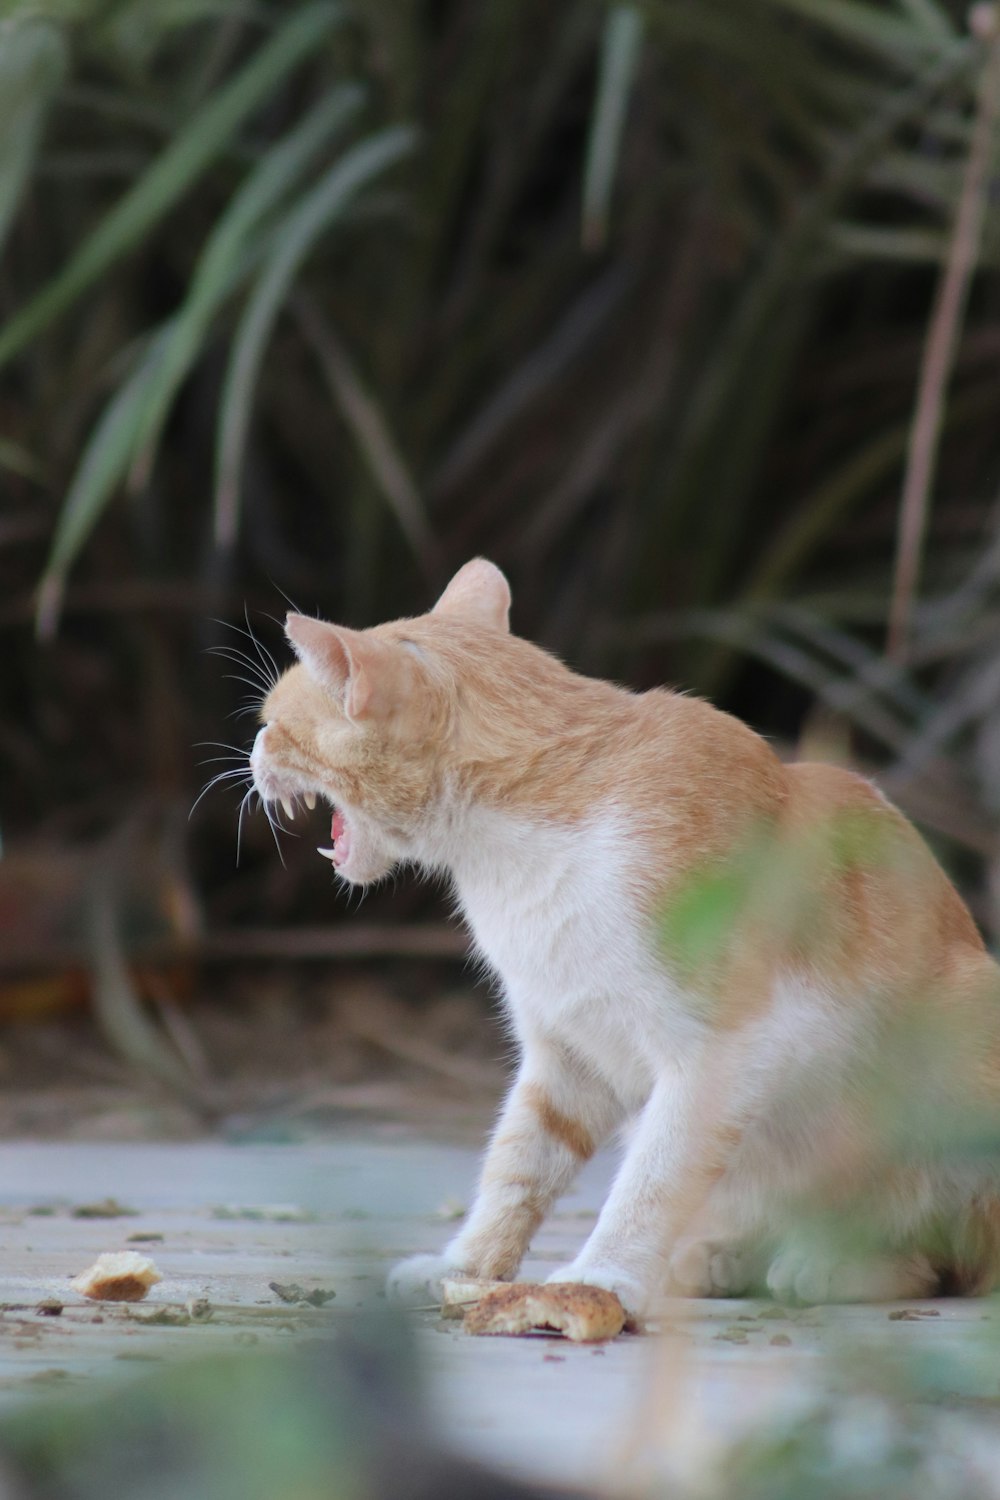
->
<box><xmin>782</xmin><ymin>758</ymin><xmax>985</xmax><ymax>967</ymax></box>
<box><xmin>614</xmin><ymin>687</ymin><xmax>790</xmax><ymax>862</ymax></box>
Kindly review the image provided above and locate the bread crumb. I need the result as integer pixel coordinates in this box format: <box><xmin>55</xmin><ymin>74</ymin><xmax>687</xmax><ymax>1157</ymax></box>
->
<box><xmin>70</xmin><ymin>1251</ymin><xmax>162</xmax><ymax>1302</ymax></box>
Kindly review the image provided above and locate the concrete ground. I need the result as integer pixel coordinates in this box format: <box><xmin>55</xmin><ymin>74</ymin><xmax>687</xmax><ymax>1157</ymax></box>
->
<box><xmin>0</xmin><ymin>1138</ymin><xmax>997</xmax><ymax>1493</ymax></box>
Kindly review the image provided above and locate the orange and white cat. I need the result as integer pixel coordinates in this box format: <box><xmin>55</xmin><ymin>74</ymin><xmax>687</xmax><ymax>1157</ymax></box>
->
<box><xmin>249</xmin><ymin>559</ymin><xmax>1000</xmax><ymax>1314</ymax></box>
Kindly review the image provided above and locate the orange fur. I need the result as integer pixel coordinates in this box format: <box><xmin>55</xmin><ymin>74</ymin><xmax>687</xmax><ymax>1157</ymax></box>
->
<box><xmin>522</xmin><ymin>1082</ymin><xmax>596</xmax><ymax>1162</ymax></box>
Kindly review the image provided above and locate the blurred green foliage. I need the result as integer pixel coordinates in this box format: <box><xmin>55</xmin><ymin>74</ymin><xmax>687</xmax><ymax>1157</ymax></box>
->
<box><xmin>1</xmin><ymin>0</ymin><xmax>999</xmax><ymax>928</ymax></box>
<box><xmin>0</xmin><ymin>1327</ymin><xmax>557</xmax><ymax>1499</ymax></box>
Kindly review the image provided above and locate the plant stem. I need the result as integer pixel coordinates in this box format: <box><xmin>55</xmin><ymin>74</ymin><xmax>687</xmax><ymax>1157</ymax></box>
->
<box><xmin>887</xmin><ymin>9</ymin><xmax>1000</xmax><ymax>661</ymax></box>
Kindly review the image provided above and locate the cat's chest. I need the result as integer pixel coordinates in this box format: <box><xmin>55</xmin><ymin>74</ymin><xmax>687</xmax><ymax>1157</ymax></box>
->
<box><xmin>449</xmin><ymin>811</ymin><xmax>689</xmax><ymax>1080</ymax></box>
<box><xmin>452</xmin><ymin>814</ymin><xmax>621</xmax><ymax>968</ymax></box>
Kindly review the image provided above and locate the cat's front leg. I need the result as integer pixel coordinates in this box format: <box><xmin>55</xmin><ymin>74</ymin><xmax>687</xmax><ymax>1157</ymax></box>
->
<box><xmin>388</xmin><ymin>1043</ymin><xmax>622</xmax><ymax>1305</ymax></box>
<box><xmin>548</xmin><ymin>1060</ymin><xmax>746</xmax><ymax>1318</ymax></box>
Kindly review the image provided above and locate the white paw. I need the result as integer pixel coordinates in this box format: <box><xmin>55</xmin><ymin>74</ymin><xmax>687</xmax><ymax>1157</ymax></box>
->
<box><xmin>669</xmin><ymin>1237</ymin><xmax>752</xmax><ymax>1298</ymax></box>
<box><xmin>545</xmin><ymin>1261</ymin><xmax>650</xmax><ymax>1319</ymax></box>
<box><xmin>766</xmin><ymin>1248</ymin><xmax>834</xmax><ymax>1305</ymax></box>
<box><xmin>386</xmin><ymin>1253</ymin><xmax>462</xmax><ymax>1307</ymax></box>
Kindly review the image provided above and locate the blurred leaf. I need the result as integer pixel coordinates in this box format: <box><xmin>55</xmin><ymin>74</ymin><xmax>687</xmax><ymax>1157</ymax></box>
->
<box><xmin>0</xmin><ymin>436</ymin><xmax>45</xmax><ymax>482</ymax></box>
<box><xmin>0</xmin><ymin>2</ymin><xmax>343</xmax><ymax>373</ymax></box>
<box><xmin>34</xmin><ymin>85</ymin><xmax>366</xmax><ymax>628</ymax></box>
<box><xmin>0</xmin><ymin>19</ymin><xmax>68</xmax><ymax>255</ymax></box>
<box><xmin>213</xmin><ymin>123</ymin><xmax>417</xmax><ymax>547</ymax></box>
<box><xmin>128</xmin><ymin>82</ymin><xmax>365</xmax><ymax>484</ymax></box>
<box><xmin>581</xmin><ymin>4</ymin><xmax>644</xmax><ymax>252</ymax></box>
<box><xmin>35</xmin><ymin>328</ymin><xmax>173</xmax><ymax>638</ymax></box>
<box><xmin>745</xmin><ymin>381</ymin><xmax>998</xmax><ymax>610</ymax></box>
<box><xmin>295</xmin><ymin>297</ymin><xmax>435</xmax><ymax>567</ymax></box>
<box><xmin>758</xmin><ymin>0</ymin><xmax>957</xmax><ymax>60</ymax></box>
<box><xmin>894</xmin><ymin>0</ymin><xmax>955</xmax><ymax>39</ymax></box>
<box><xmin>637</xmin><ymin>41</ymin><xmax>975</xmax><ymax>615</ymax></box>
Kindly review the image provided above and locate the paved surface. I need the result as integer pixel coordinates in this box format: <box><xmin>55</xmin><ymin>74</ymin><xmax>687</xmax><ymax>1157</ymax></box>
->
<box><xmin>0</xmin><ymin>1139</ymin><xmax>996</xmax><ymax>1492</ymax></box>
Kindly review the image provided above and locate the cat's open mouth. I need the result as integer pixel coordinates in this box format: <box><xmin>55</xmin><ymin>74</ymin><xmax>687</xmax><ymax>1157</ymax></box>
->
<box><xmin>271</xmin><ymin>790</ymin><xmax>351</xmax><ymax>868</ymax></box>
<box><xmin>318</xmin><ymin>807</ymin><xmax>351</xmax><ymax>868</ymax></box>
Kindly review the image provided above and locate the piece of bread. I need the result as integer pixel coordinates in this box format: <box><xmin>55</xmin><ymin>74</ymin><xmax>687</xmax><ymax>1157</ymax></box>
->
<box><xmin>440</xmin><ymin>1277</ymin><xmax>509</xmax><ymax>1318</ymax></box>
<box><xmin>462</xmin><ymin>1281</ymin><xmax>625</xmax><ymax>1342</ymax></box>
<box><xmin>70</xmin><ymin>1250</ymin><xmax>163</xmax><ymax>1302</ymax></box>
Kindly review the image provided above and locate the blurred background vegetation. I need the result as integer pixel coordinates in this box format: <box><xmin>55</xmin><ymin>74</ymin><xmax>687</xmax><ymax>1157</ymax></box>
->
<box><xmin>2</xmin><ymin>0</ymin><xmax>1000</xmax><ymax>1062</ymax></box>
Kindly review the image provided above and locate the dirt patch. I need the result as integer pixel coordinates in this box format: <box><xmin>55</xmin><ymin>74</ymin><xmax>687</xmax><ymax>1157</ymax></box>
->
<box><xmin>0</xmin><ymin>968</ymin><xmax>506</xmax><ymax>1144</ymax></box>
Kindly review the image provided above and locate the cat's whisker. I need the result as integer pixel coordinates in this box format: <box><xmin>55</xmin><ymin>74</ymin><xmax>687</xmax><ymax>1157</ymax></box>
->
<box><xmin>212</xmin><ymin>615</ymin><xmax>281</xmax><ymax>680</ymax></box>
<box><xmin>262</xmin><ymin>573</ymin><xmax>306</xmax><ymax>620</ymax></box>
<box><xmin>207</xmin><ymin>642</ymin><xmax>273</xmax><ymax>676</ymax></box>
<box><xmin>189</xmin><ymin>766</ymin><xmax>252</xmax><ymax>820</ymax></box>
<box><xmin>235</xmin><ymin>785</ymin><xmax>255</xmax><ymax>868</ymax></box>
<box><xmin>220</xmin><ymin>672</ymin><xmax>269</xmax><ymax>702</ymax></box>
<box><xmin>267</xmin><ymin>801</ymin><xmax>297</xmax><ymax>837</ymax></box>
<box><xmin>205</xmin><ymin>646</ymin><xmax>274</xmax><ymax>695</ymax></box>
<box><xmin>261</xmin><ymin>802</ymin><xmax>287</xmax><ymax>868</ymax></box>
<box><xmin>194</xmin><ymin>763</ymin><xmax>251</xmax><ymax>784</ymax></box>
<box><xmin>243</xmin><ymin>605</ymin><xmax>282</xmax><ymax>690</ymax></box>
<box><xmin>195</xmin><ymin>739</ymin><xmax>255</xmax><ymax>757</ymax></box>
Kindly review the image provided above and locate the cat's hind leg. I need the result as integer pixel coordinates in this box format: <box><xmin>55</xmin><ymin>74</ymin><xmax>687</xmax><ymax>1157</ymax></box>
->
<box><xmin>766</xmin><ymin>1245</ymin><xmax>937</xmax><ymax>1305</ymax></box>
<box><xmin>938</xmin><ymin>1191</ymin><xmax>1000</xmax><ymax>1295</ymax></box>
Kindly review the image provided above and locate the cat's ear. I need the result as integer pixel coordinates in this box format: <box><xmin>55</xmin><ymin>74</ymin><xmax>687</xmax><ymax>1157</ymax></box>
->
<box><xmin>432</xmin><ymin>558</ymin><xmax>510</xmax><ymax>632</ymax></box>
<box><xmin>285</xmin><ymin>615</ymin><xmax>403</xmax><ymax>721</ymax></box>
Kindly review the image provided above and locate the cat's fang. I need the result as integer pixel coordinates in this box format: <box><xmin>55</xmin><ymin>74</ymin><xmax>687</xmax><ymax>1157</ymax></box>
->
<box><xmin>317</xmin><ymin>847</ymin><xmax>337</xmax><ymax>861</ymax></box>
<box><xmin>304</xmin><ymin>792</ymin><xmax>317</xmax><ymax>810</ymax></box>
<box><xmin>281</xmin><ymin>797</ymin><xmax>295</xmax><ymax>820</ymax></box>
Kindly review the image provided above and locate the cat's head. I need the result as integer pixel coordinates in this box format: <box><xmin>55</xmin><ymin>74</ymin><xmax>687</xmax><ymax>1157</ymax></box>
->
<box><xmin>249</xmin><ymin>559</ymin><xmax>511</xmax><ymax>885</ymax></box>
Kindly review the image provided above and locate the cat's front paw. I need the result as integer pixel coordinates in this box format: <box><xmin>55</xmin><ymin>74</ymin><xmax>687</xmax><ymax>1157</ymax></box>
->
<box><xmin>545</xmin><ymin>1261</ymin><xmax>650</xmax><ymax>1319</ymax></box>
<box><xmin>386</xmin><ymin>1253</ymin><xmax>463</xmax><ymax>1307</ymax></box>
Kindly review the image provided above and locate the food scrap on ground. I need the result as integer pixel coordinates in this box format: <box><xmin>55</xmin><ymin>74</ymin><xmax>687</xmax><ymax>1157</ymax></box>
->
<box><xmin>70</xmin><ymin>1251</ymin><xmax>163</xmax><ymax>1302</ymax></box>
<box><xmin>459</xmin><ymin>1282</ymin><xmax>628</xmax><ymax>1343</ymax></box>
<box><xmin>267</xmin><ymin>1281</ymin><xmax>336</xmax><ymax>1307</ymax></box>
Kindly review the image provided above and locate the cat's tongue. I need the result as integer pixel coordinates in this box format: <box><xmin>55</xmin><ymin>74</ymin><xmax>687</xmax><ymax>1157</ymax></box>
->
<box><xmin>317</xmin><ymin>809</ymin><xmax>351</xmax><ymax>867</ymax></box>
<box><xmin>331</xmin><ymin>809</ymin><xmax>350</xmax><ymax>864</ymax></box>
